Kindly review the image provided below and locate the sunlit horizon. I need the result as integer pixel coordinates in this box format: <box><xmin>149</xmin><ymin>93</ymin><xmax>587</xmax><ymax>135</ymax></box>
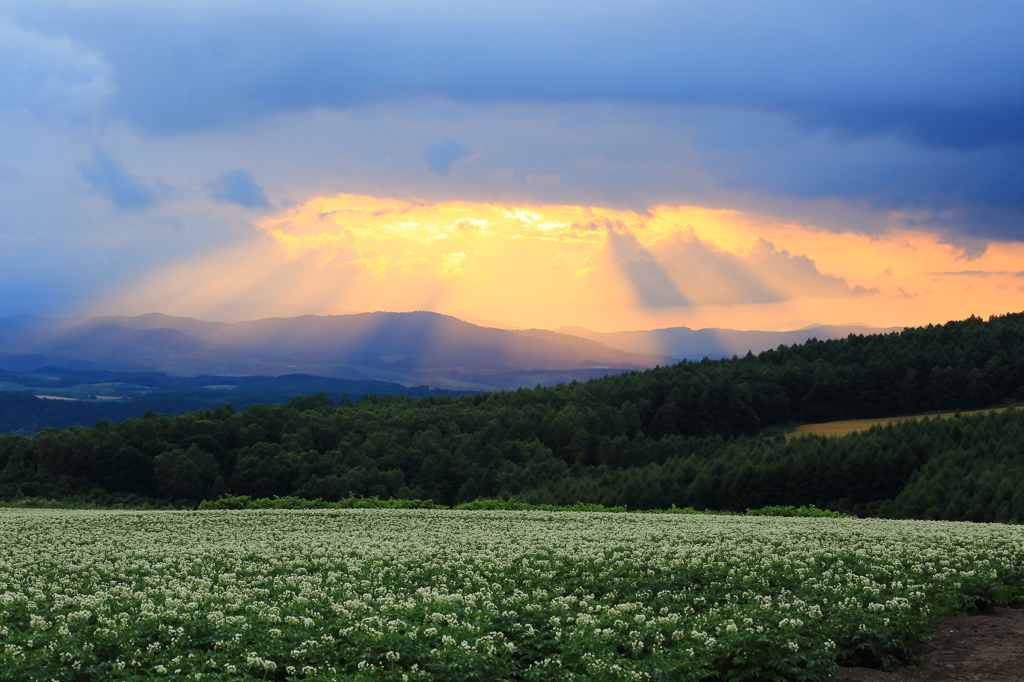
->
<box><xmin>83</xmin><ymin>193</ymin><xmax>1024</xmax><ymax>334</ymax></box>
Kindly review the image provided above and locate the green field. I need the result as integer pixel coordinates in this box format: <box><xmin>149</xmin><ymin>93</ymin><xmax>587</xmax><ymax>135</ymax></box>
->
<box><xmin>787</xmin><ymin>406</ymin><xmax>1016</xmax><ymax>440</ymax></box>
<box><xmin>29</xmin><ymin>382</ymin><xmax>153</xmax><ymax>399</ymax></box>
<box><xmin>0</xmin><ymin>379</ymin><xmax>154</xmax><ymax>401</ymax></box>
<box><xmin>1</xmin><ymin>509</ymin><xmax>1021</xmax><ymax>681</ymax></box>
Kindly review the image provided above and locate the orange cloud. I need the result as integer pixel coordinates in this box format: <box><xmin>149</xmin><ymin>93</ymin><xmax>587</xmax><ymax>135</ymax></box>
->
<box><xmin>99</xmin><ymin>194</ymin><xmax>1024</xmax><ymax>332</ymax></box>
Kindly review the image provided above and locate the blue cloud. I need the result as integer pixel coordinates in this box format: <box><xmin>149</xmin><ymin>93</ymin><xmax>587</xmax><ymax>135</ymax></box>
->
<box><xmin>4</xmin><ymin>0</ymin><xmax>1024</xmax><ymax>244</ymax></box>
<box><xmin>0</xmin><ymin>21</ymin><xmax>110</xmax><ymax>126</ymax></box>
<box><xmin>207</xmin><ymin>169</ymin><xmax>269</xmax><ymax>208</ymax></box>
<box><xmin>425</xmin><ymin>140</ymin><xmax>473</xmax><ymax>176</ymax></box>
<box><xmin>10</xmin><ymin>1</ymin><xmax>1023</xmax><ymax>148</ymax></box>
<box><xmin>79</xmin><ymin>148</ymin><xmax>157</xmax><ymax>210</ymax></box>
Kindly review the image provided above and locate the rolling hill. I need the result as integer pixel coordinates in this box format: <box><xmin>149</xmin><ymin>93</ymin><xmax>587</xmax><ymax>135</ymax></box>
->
<box><xmin>555</xmin><ymin>323</ymin><xmax>904</xmax><ymax>360</ymax></box>
<box><xmin>0</xmin><ymin>311</ymin><xmax>903</xmax><ymax>391</ymax></box>
<box><xmin>1</xmin><ymin>312</ymin><xmax>668</xmax><ymax>390</ymax></box>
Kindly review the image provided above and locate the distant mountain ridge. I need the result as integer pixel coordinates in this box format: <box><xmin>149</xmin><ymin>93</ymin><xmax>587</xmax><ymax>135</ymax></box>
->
<box><xmin>554</xmin><ymin>323</ymin><xmax>904</xmax><ymax>360</ymax></box>
<box><xmin>0</xmin><ymin>311</ymin><xmax>902</xmax><ymax>390</ymax></box>
<box><xmin>0</xmin><ymin>312</ymin><xmax>666</xmax><ymax>390</ymax></box>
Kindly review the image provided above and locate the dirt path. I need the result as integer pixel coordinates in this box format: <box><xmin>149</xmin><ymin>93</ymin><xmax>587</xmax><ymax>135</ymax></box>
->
<box><xmin>836</xmin><ymin>607</ymin><xmax>1024</xmax><ymax>681</ymax></box>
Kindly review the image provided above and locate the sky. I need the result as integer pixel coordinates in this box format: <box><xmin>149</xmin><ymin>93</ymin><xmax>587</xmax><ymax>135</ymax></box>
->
<box><xmin>1</xmin><ymin>0</ymin><xmax>1023</xmax><ymax>332</ymax></box>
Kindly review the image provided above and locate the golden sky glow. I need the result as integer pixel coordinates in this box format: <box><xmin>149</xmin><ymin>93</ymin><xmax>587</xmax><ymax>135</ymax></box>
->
<box><xmin>103</xmin><ymin>194</ymin><xmax>1024</xmax><ymax>332</ymax></box>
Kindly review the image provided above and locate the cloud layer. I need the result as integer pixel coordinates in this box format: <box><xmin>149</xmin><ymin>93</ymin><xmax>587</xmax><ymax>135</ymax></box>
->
<box><xmin>1</xmin><ymin>1</ymin><xmax>1024</xmax><ymax>323</ymax></box>
<box><xmin>9</xmin><ymin>1</ymin><xmax>1023</xmax><ymax>147</ymax></box>
<box><xmin>1</xmin><ymin>1</ymin><xmax>1019</xmax><ymax>240</ymax></box>
<box><xmin>99</xmin><ymin>195</ymin><xmax>972</xmax><ymax>332</ymax></box>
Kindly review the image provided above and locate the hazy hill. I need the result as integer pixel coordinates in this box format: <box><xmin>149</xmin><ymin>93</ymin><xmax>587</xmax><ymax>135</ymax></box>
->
<box><xmin>2</xmin><ymin>312</ymin><xmax>667</xmax><ymax>390</ymax></box>
<box><xmin>97</xmin><ymin>312</ymin><xmax>662</xmax><ymax>368</ymax></box>
<box><xmin>556</xmin><ymin>323</ymin><xmax>904</xmax><ymax>360</ymax></box>
<box><xmin>0</xmin><ymin>311</ymin><xmax>902</xmax><ymax>390</ymax></box>
<box><xmin>0</xmin><ymin>314</ymin><xmax>77</xmax><ymax>350</ymax></box>
<box><xmin>37</xmin><ymin>322</ymin><xmax>231</xmax><ymax>369</ymax></box>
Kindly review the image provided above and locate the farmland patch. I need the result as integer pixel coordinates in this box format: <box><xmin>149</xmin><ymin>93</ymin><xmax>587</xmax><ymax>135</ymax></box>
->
<box><xmin>0</xmin><ymin>510</ymin><xmax>1021</xmax><ymax>681</ymax></box>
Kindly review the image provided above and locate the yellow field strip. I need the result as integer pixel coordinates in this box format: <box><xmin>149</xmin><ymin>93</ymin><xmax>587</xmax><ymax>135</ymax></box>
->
<box><xmin>788</xmin><ymin>406</ymin><xmax>1017</xmax><ymax>440</ymax></box>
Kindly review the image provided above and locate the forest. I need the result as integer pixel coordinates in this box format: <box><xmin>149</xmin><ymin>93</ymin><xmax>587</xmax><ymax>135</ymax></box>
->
<box><xmin>1</xmin><ymin>312</ymin><xmax>1023</xmax><ymax>521</ymax></box>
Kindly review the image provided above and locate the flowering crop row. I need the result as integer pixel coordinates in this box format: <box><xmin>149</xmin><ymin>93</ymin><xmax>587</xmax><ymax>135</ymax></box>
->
<box><xmin>0</xmin><ymin>509</ymin><xmax>1022</xmax><ymax>681</ymax></box>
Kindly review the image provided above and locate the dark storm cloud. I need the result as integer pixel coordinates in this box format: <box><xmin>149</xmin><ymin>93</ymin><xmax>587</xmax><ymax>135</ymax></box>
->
<box><xmin>79</xmin><ymin>148</ymin><xmax>157</xmax><ymax>210</ymax></box>
<box><xmin>8</xmin><ymin>0</ymin><xmax>1022</xmax><ymax>147</ymax></box>
<box><xmin>3</xmin><ymin>0</ymin><xmax>1024</xmax><ymax>244</ymax></box>
<box><xmin>206</xmin><ymin>169</ymin><xmax>270</xmax><ymax>208</ymax></box>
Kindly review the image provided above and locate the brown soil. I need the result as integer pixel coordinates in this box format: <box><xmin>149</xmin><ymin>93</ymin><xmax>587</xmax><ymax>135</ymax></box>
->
<box><xmin>835</xmin><ymin>607</ymin><xmax>1024</xmax><ymax>682</ymax></box>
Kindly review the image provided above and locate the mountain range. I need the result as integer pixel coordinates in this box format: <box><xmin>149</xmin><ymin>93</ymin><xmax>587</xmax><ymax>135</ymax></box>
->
<box><xmin>0</xmin><ymin>312</ymin><xmax>901</xmax><ymax>391</ymax></box>
<box><xmin>554</xmin><ymin>323</ymin><xmax>903</xmax><ymax>360</ymax></box>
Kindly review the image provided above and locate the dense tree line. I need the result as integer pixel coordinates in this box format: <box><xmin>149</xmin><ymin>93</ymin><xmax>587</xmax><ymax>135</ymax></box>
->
<box><xmin>1</xmin><ymin>312</ymin><xmax>1023</xmax><ymax>521</ymax></box>
<box><xmin>509</xmin><ymin>408</ymin><xmax>1024</xmax><ymax>522</ymax></box>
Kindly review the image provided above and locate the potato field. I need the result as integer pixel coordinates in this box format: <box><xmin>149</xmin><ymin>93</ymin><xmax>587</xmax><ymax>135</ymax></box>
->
<box><xmin>1</xmin><ymin>509</ymin><xmax>1022</xmax><ymax>681</ymax></box>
